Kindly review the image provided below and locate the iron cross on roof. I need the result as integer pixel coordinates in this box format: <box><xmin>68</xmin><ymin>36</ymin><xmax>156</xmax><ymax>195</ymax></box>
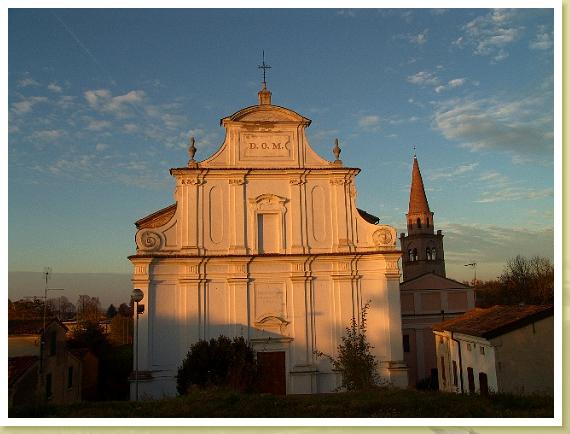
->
<box><xmin>258</xmin><ymin>50</ymin><xmax>271</xmax><ymax>86</ymax></box>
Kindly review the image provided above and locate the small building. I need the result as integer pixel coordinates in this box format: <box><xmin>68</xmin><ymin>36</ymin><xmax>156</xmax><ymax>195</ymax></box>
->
<box><xmin>8</xmin><ymin>319</ymin><xmax>82</xmax><ymax>407</ymax></box>
<box><xmin>400</xmin><ymin>273</ymin><xmax>475</xmax><ymax>386</ymax></box>
<box><xmin>433</xmin><ymin>304</ymin><xmax>553</xmax><ymax>396</ymax></box>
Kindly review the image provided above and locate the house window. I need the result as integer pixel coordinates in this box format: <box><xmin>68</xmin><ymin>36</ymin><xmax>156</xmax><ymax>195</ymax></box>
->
<box><xmin>413</xmin><ymin>248</ymin><xmax>418</xmax><ymax>261</ymax></box>
<box><xmin>452</xmin><ymin>361</ymin><xmax>458</xmax><ymax>386</ymax></box>
<box><xmin>403</xmin><ymin>334</ymin><xmax>410</xmax><ymax>353</ymax></box>
<box><xmin>467</xmin><ymin>367</ymin><xmax>475</xmax><ymax>393</ymax></box>
<box><xmin>408</xmin><ymin>249</ymin><xmax>414</xmax><ymax>262</ymax></box>
<box><xmin>46</xmin><ymin>373</ymin><xmax>53</xmax><ymax>399</ymax></box>
<box><xmin>480</xmin><ymin>346</ymin><xmax>485</xmax><ymax>355</ymax></box>
<box><xmin>257</xmin><ymin>213</ymin><xmax>279</xmax><ymax>254</ymax></box>
<box><xmin>49</xmin><ymin>331</ymin><xmax>57</xmax><ymax>356</ymax></box>
<box><xmin>67</xmin><ymin>366</ymin><xmax>73</xmax><ymax>389</ymax></box>
<box><xmin>432</xmin><ymin>248</ymin><xmax>437</xmax><ymax>260</ymax></box>
<box><xmin>426</xmin><ymin>247</ymin><xmax>432</xmax><ymax>260</ymax></box>
<box><xmin>467</xmin><ymin>343</ymin><xmax>472</xmax><ymax>351</ymax></box>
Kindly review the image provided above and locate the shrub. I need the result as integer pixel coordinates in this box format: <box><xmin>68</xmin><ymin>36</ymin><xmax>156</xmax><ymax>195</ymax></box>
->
<box><xmin>316</xmin><ymin>301</ymin><xmax>380</xmax><ymax>391</ymax></box>
<box><xmin>176</xmin><ymin>336</ymin><xmax>257</xmax><ymax>395</ymax></box>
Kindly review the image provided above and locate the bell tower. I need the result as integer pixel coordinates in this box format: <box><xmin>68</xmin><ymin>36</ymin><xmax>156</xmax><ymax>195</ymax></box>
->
<box><xmin>399</xmin><ymin>155</ymin><xmax>446</xmax><ymax>281</ymax></box>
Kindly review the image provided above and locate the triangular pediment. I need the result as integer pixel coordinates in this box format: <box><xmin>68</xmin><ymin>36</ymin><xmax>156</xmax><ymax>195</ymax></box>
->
<box><xmin>400</xmin><ymin>272</ymin><xmax>470</xmax><ymax>291</ymax></box>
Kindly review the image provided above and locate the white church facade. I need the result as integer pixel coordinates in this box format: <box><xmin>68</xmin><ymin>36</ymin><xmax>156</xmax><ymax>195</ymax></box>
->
<box><xmin>129</xmin><ymin>84</ymin><xmax>408</xmax><ymax>398</ymax></box>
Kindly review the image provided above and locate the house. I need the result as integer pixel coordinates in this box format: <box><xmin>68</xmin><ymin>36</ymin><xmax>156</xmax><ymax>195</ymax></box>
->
<box><xmin>8</xmin><ymin>319</ymin><xmax>82</xmax><ymax>407</ymax></box>
<box><xmin>128</xmin><ymin>82</ymin><xmax>408</xmax><ymax>398</ymax></box>
<box><xmin>399</xmin><ymin>156</ymin><xmax>475</xmax><ymax>387</ymax></box>
<box><xmin>433</xmin><ymin>304</ymin><xmax>553</xmax><ymax>395</ymax></box>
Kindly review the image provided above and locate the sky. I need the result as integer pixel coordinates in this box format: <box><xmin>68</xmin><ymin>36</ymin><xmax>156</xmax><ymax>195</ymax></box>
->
<box><xmin>7</xmin><ymin>7</ymin><xmax>556</xmax><ymax>306</ymax></box>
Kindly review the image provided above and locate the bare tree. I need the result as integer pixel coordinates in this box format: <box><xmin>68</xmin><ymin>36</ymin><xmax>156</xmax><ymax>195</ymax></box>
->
<box><xmin>499</xmin><ymin>255</ymin><xmax>554</xmax><ymax>305</ymax></box>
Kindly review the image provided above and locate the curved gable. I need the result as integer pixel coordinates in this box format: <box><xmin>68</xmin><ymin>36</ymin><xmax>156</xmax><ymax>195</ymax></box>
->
<box><xmin>222</xmin><ymin>104</ymin><xmax>311</xmax><ymax>125</ymax></box>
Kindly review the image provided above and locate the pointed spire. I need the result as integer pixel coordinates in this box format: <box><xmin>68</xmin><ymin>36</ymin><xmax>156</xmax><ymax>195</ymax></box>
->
<box><xmin>408</xmin><ymin>155</ymin><xmax>431</xmax><ymax>215</ymax></box>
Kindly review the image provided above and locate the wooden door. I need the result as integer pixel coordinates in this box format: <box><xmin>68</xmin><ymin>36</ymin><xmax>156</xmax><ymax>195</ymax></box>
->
<box><xmin>257</xmin><ymin>351</ymin><xmax>286</xmax><ymax>395</ymax></box>
<box><xmin>467</xmin><ymin>367</ymin><xmax>475</xmax><ymax>393</ymax></box>
<box><xmin>479</xmin><ymin>372</ymin><xmax>489</xmax><ymax>396</ymax></box>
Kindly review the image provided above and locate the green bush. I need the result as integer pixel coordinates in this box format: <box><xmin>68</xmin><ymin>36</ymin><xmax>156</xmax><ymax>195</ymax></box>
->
<box><xmin>176</xmin><ymin>336</ymin><xmax>257</xmax><ymax>395</ymax></box>
<box><xmin>316</xmin><ymin>301</ymin><xmax>380</xmax><ymax>391</ymax></box>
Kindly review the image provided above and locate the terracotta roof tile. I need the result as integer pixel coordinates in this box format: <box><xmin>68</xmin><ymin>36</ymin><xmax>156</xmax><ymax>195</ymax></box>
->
<box><xmin>432</xmin><ymin>304</ymin><xmax>553</xmax><ymax>339</ymax></box>
<box><xmin>408</xmin><ymin>157</ymin><xmax>431</xmax><ymax>215</ymax></box>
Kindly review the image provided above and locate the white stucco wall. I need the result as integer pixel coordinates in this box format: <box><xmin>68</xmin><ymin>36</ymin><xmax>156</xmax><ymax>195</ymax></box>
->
<box><xmin>130</xmin><ymin>94</ymin><xmax>408</xmax><ymax>399</ymax></box>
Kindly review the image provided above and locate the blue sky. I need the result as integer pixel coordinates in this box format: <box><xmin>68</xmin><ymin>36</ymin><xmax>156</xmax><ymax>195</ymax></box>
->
<box><xmin>7</xmin><ymin>8</ymin><xmax>555</xmax><ymax>304</ymax></box>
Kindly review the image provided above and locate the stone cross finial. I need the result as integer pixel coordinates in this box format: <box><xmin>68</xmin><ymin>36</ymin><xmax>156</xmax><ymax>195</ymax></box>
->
<box><xmin>187</xmin><ymin>136</ymin><xmax>197</xmax><ymax>167</ymax></box>
<box><xmin>333</xmin><ymin>138</ymin><xmax>342</xmax><ymax>164</ymax></box>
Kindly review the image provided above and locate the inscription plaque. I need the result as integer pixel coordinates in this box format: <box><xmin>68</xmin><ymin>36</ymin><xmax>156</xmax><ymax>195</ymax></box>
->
<box><xmin>239</xmin><ymin>133</ymin><xmax>293</xmax><ymax>160</ymax></box>
<box><xmin>255</xmin><ymin>283</ymin><xmax>286</xmax><ymax>319</ymax></box>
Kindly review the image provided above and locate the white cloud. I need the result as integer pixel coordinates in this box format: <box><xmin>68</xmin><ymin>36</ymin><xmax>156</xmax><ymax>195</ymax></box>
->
<box><xmin>123</xmin><ymin>123</ymin><xmax>138</xmax><ymax>133</ymax></box>
<box><xmin>448</xmin><ymin>78</ymin><xmax>466</xmax><ymax>88</ymax></box>
<box><xmin>87</xmin><ymin>119</ymin><xmax>112</xmax><ymax>131</ymax></box>
<box><xmin>95</xmin><ymin>143</ymin><xmax>109</xmax><ymax>152</ymax></box>
<box><xmin>84</xmin><ymin>89</ymin><xmax>145</xmax><ymax>116</ymax></box>
<box><xmin>47</xmin><ymin>83</ymin><xmax>63</xmax><ymax>93</ymax></box>
<box><xmin>529</xmin><ymin>25</ymin><xmax>553</xmax><ymax>50</ymax></box>
<box><xmin>434</xmin><ymin>95</ymin><xmax>553</xmax><ymax>156</ymax></box>
<box><xmin>358</xmin><ymin>115</ymin><xmax>381</xmax><ymax>128</ymax></box>
<box><xmin>429</xmin><ymin>163</ymin><xmax>479</xmax><ymax>180</ymax></box>
<box><xmin>476</xmin><ymin>187</ymin><xmax>553</xmax><ymax>203</ymax></box>
<box><xmin>18</xmin><ymin>77</ymin><xmax>39</xmax><ymax>88</ymax></box>
<box><xmin>435</xmin><ymin>78</ymin><xmax>467</xmax><ymax>94</ymax></box>
<box><xmin>29</xmin><ymin>129</ymin><xmax>64</xmax><ymax>141</ymax></box>
<box><xmin>457</xmin><ymin>9</ymin><xmax>524</xmax><ymax>62</ymax></box>
<box><xmin>11</xmin><ymin>96</ymin><xmax>48</xmax><ymax>114</ymax></box>
<box><xmin>407</xmin><ymin>71</ymin><xmax>439</xmax><ymax>86</ymax></box>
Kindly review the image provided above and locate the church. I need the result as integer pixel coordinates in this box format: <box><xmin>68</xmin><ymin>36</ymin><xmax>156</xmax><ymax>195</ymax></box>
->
<box><xmin>128</xmin><ymin>82</ymin><xmax>408</xmax><ymax>398</ymax></box>
<box><xmin>399</xmin><ymin>156</ymin><xmax>475</xmax><ymax>387</ymax></box>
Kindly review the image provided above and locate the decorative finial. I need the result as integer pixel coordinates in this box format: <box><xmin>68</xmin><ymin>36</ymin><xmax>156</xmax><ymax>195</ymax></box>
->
<box><xmin>187</xmin><ymin>136</ymin><xmax>197</xmax><ymax>167</ymax></box>
<box><xmin>333</xmin><ymin>138</ymin><xmax>342</xmax><ymax>165</ymax></box>
<box><xmin>413</xmin><ymin>145</ymin><xmax>417</xmax><ymax>158</ymax></box>
<box><xmin>257</xmin><ymin>50</ymin><xmax>271</xmax><ymax>88</ymax></box>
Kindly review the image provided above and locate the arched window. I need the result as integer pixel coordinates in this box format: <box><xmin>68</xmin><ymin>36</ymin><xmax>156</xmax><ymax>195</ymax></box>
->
<box><xmin>416</xmin><ymin>218</ymin><xmax>421</xmax><ymax>228</ymax></box>
<box><xmin>432</xmin><ymin>248</ymin><xmax>437</xmax><ymax>260</ymax></box>
<box><xmin>426</xmin><ymin>247</ymin><xmax>432</xmax><ymax>260</ymax></box>
<box><xmin>408</xmin><ymin>249</ymin><xmax>413</xmax><ymax>261</ymax></box>
<box><xmin>413</xmin><ymin>248</ymin><xmax>418</xmax><ymax>261</ymax></box>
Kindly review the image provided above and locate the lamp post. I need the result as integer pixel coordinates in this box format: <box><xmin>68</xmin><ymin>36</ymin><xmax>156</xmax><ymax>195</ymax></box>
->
<box><xmin>131</xmin><ymin>288</ymin><xmax>144</xmax><ymax>401</ymax></box>
<box><xmin>40</xmin><ymin>267</ymin><xmax>64</xmax><ymax>374</ymax></box>
<box><xmin>464</xmin><ymin>262</ymin><xmax>477</xmax><ymax>305</ymax></box>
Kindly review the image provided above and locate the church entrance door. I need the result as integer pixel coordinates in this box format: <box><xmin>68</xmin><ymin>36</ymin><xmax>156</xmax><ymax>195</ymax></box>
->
<box><xmin>257</xmin><ymin>351</ymin><xmax>286</xmax><ymax>395</ymax></box>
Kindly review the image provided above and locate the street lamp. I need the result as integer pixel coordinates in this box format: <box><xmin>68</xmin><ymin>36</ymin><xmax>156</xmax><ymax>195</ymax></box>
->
<box><xmin>464</xmin><ymin>262</ymin><xmax>477</xmax><ymax>305</ymax></box>
<box><xmin>131</xmin><ymin>288</ymin><xmax>144</xmax><ymax>401</ymax></box>
<box><xmin>40</xmin><ymin>267</ymin><xmax>64</xmax><ymax>374</ymax></box>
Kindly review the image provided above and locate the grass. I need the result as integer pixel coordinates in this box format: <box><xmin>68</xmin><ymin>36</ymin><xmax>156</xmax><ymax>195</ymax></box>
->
<box><xmin>9</xmin><ymin>387</ymin><xmax>554</xmax><ymax>418</ymax></box>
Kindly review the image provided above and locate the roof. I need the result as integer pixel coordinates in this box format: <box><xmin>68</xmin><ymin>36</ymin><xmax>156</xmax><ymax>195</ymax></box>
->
<box><xmin>135</xmin><ymin>203</ymin><xmax>177</xmax><ymax>229</ymax></box>
<box><xmin>400</xmin><ymin>272</ymin><xmax>470</xmax><ymax>291</ymax></box>
<box><xmin>8</xmin><ymin>318</ymin><xmax>68</xmax><ymax>335</ymax></box>
<box><xmin>432</xmin><ymin>304</ymin><xmax>553</xmax><ymax>339</ymax></box>
<box><xmin>8</xmin><ymin>356</ymin><xmax>39</xmax><ymax>387</ymax></box>
<box><xmin>408</xmin><ymin>156</ymin><xmax>431</xmax><ymax>215</ymax></box>
<box><xmin>357</xmin><ymin>208</ymin><xmax>380</xmax><ymax>225</ymax></box>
